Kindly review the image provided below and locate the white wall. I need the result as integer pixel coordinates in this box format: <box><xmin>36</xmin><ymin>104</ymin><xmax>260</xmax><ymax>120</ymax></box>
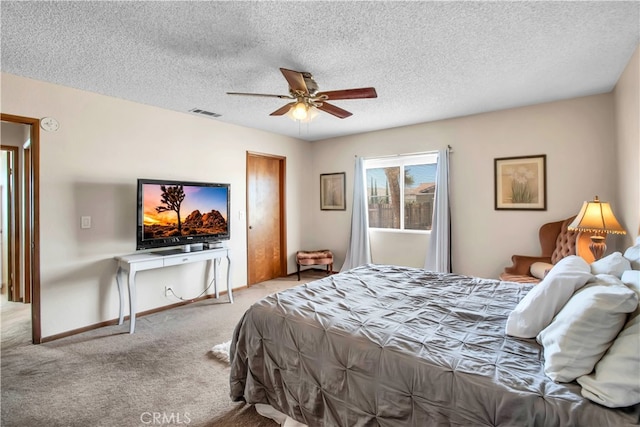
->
<box><xmin>1</xmin><ymin>73</ymin><xmax>314</xmax><ymax>338</ymax></box>
<box><xmin>614</xmin><ymin>44</ymin><xmax>640</xmax><ymax>244</ymax></box>
<box><xmin>310</xmin><ymin>93</ymin><xmax>618</xmax><ymax>279</ymax></box>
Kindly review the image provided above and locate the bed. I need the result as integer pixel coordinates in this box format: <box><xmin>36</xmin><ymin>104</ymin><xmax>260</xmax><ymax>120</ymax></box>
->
<box><xmin>229</xmin><ymin>263</ymin><xmax>640</xmax><ymax>426</ymax></box>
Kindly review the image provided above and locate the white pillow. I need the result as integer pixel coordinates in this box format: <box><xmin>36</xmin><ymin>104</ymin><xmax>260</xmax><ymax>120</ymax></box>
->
<box><xmin>530</xmin><ymin>262</ymin><xmax>554</xmax><ymax>280</ymax></box>
<box><xmin>590</xmin><ymin>252</ymin><xmax>631</xmax><ymax>278</ymax></box>
<box><xmin>577</xmin><ymin>271</ymin><xmax>640</xmax><ymax>407</ymax></box>
<box><xmin>624</xmin><ymin>236</ymin><xmax>640</xmax><ymax>270</ymax></box>
<box><xmin>505</xmin><ymin>256</ymin><xmax>592</xmax><ymax>338</ymax></box>
<box><xmin>579</xmin><ymin>317</ymin><xmax>640</xmax><ymax>408</ymax></box>
<box><xmin>537</xmin><ymin>275</ymin><xmax>638</xmax><ymax>383</ymax></box>
<box><xmin>621</xmin><ymin>270</ymin><xmax>640</xmax><ymax>319</ymax></box>
<box><xmin>621</xmin><ymin>270</ymin><xmax>640</xmax><ymax>297</ymax></box>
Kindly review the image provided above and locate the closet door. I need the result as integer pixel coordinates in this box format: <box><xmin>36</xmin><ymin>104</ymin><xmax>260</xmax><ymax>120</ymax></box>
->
<box><xmin>246</xmin><ymin>152</ymin><xmax>287</xmax><ymax>285</ymax></box>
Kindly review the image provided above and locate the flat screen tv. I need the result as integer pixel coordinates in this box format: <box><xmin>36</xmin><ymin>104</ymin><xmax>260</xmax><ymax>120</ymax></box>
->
<box><xmin>136</xmin><ymin>178</ymin><xmax>230</xmax><ymax>251</ymax></box>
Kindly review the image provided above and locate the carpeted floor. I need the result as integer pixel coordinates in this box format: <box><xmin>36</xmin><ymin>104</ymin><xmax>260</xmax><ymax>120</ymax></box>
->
<box><xmin>1</xmin><ymin>270</ymin><xmax>328</xmax><ymax>427</ymax></box>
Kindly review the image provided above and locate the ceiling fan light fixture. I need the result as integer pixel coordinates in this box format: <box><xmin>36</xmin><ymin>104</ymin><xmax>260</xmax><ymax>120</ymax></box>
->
<box><xmin>290</xmin><ymin>101</ymin><xmax>308</xmax><ymax>120</ymax></box>
<box><xmin>286</xmin><ymin>102</ymin><xmax>319</xmax><ymax>123</ymax></box>
<box><xmin>306</xmin><ymin>106</ymin><xmax>319</xmax><ymax>122</ymax></box>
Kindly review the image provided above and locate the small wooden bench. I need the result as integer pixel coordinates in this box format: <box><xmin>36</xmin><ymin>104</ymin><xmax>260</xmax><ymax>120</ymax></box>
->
<box><xmin>296</xmin><ymin>250</ymin><xmax>334</xmax><ymax>280</ymax></box>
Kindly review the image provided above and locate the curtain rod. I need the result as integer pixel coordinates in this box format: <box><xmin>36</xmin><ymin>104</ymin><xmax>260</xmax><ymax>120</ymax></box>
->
<box><xmin>356</xmin><ymin>145</ymin><xmax>452</xmax><ymax>159</ymax></box>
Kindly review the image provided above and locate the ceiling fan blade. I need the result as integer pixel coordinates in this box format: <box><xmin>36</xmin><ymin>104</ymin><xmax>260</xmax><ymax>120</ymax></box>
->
<box><xmin>317</xmin><ymin>102</ymin><xmax>353</xmax><ymax>119</ymax></box>
<box><xmin>316</xmin><ymin>87</ymin><xmax>378</xmax><ymax>100</ymax></box>
<box><xmin>280</xmin><ymin>68</ymin><xmax>308</xmax><ymax>95</ymax></box>
<box><xmin>270</xmin><ymin>102</ymin><xmax>295</xmax><ymax>116</ymax></box>
<box><xmin>227</xmin><ymin>92</ymin><xmax>293</xmax><ymax>99</ymax></box>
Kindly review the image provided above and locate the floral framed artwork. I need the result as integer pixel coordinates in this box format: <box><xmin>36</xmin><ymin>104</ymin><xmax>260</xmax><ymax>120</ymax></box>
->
<box><xmin>320</xmin><ymin>172</ymin><xmax>346</xmax><ymax>210</ymax></box>
<box><xmin>494</xmin><ymin>155</ymin><xmax>546</xmax><ymax>210</ymax></box>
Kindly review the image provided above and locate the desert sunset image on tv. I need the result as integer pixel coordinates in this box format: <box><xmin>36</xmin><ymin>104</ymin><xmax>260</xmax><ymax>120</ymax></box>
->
<box><xmin>142</xmin><ymin>184</ymin><xmax>228</xmax><ymax>239</ymax></box>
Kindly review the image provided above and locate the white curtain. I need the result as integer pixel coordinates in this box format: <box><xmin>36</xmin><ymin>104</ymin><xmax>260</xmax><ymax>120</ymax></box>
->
<box><xmin>425</xmin><ymin>148</ymin><xmax>451</xmax><ymax>273</ymax></box>
<box><xmin>341</xmin><ymin>157</ymin><xmax>371</xmax><ymax>271</ymax></box>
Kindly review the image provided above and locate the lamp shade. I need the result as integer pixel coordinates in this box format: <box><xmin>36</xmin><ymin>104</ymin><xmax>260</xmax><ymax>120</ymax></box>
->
<box><xmin>568</xmin><ymin>196</ymin><xmax>626</xmax><ymax>235</ymax></box>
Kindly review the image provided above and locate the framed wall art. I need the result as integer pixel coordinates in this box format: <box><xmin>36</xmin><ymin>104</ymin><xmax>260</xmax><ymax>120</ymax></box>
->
<box><xmin>320</xmin><ymin>172</ymin><xmax>346</xmax><ymax>211</ymax></box>
<box><xmin>494</xmin><ymin>154</ymin><xmax>546</xmax><ymax>210</ymax></box>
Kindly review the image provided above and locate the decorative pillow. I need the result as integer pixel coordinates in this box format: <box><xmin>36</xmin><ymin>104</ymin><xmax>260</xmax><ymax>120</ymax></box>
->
<box><xmin>624</xmin><ymin>236</ymin><xmax>640</xmax><ymax>270</ymax></box>
<box><xmin>530</xmin><ymin>262</ymin><xmax>554</xmax><ymax>280</ymax></box>
<box><xmin>537</xmin><ymin>275</ymin><xmax>639</xmax><ymax>383</ymax></box>
<box><xmin>590</xmin><ymin>252</ymin><xmax>631</xmax><ymax>278</ymax></box>
<box><xmin>505</xmin><ymin>256</ymin><xmax>592</xmax><ymax>338</ymax></box>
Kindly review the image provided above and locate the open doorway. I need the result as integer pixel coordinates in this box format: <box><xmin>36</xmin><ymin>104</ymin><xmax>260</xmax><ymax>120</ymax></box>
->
<box><xmin>2</xmin><ymin>145</ymin><xmax>21</xmax><ymax>302</ymax></box>
<box><xmin>1</xmin><ymin>114</ymin><xmax>41</xmax><ymax>344</ymax></box>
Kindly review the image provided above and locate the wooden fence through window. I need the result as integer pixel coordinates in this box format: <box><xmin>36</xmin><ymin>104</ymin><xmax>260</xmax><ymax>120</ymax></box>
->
<box><xmin>368</xmin><ymin>202</ymin><xmax>433</xmax><ymax>230</ymax></box>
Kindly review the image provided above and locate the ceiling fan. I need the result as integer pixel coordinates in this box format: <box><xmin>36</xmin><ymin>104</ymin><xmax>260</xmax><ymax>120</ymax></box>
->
<box><xmin>227</xmin><ymin>68</ymin><xmax>377</xmax><ymax>121</ymax></box>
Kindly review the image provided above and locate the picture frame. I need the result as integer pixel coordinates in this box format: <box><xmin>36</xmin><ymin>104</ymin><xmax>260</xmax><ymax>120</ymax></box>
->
<box><xmin>494</xmin><ymin>154</ymin><xmax>546</xmax><ymax>210</ymax></box>
<box><xmin>320</xmin><ymin>172</ymin><xmax>346</xmax><ymax>211</ymax></box>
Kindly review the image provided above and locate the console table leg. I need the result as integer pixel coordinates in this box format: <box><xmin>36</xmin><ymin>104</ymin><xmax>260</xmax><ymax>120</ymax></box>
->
<box><xmin>204</xmin><ymin>259</ymin><xmax>213</xmax><ymax>298</ymax></box>
<box><xmin>128</xmin><ymin>271</ymin><xmax>136</xmax><ymax>334</ymax></box>
<box><xmin>214</xmin><ymin>259</ymin><xmax>220</xmax><ymax>299</ymax></box>
<box><xmin>116</xmin><ymin>266</ymin><xmax>125</xmax><ymax>325</ymax></box>
<box><xmin>226</xmin><ymin>254</ymin><xmax>233</xmax><ymax>303</ymax></box>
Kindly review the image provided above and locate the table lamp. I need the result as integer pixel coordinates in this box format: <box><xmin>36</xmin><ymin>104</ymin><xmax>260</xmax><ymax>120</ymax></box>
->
<box><xmin>568</xmin><ymin>196</ymin><xmax>626</xmax><ymax>260</ymax></box>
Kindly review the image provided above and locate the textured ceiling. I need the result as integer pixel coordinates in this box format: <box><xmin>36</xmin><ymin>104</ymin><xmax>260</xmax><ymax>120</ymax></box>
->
<box><xmin>1</xmin><ymin>1</ymin><xmax>639</xmax><ymax>141</ymax></box>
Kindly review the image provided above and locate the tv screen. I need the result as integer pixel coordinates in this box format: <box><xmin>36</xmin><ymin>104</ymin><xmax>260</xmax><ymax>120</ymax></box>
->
<box><xmin>136</xmin><ymin>178</ymin><xmax>230</xmax><ymax>250</ymax></box>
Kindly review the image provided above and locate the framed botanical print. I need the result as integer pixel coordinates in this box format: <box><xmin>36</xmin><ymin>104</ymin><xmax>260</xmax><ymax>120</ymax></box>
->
<box><xmin>494</xmin><ymin>155</ymin><xmax>546</xmax><ymax>210</ymax></box>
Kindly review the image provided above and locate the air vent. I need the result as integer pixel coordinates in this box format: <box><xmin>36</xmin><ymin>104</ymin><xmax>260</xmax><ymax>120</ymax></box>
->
<box><xmin>189</xmin><ymin>108</ymin><xmax>221</xmax><ymax>118</ymax></box>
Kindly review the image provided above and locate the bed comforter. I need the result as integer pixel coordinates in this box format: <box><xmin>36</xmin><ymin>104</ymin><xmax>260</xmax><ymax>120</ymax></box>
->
<box><xmin>229</xmin><ymin>264</ymin><xmax>640</xmax><ymax>426</ymax></box>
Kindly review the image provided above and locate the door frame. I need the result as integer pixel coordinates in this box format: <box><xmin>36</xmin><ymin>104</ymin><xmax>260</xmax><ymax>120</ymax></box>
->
<box><xmin>23</xmin><ymin>142</ymin><xmax>32</xmax><ymax>304</ymax></box>
<box><xmin>246</xmin><ymin>151</ymin><xmax>287</xmax><ymax>284</ymax></box>
<box><xmin>1</xmin><ymin>113</ymin><xmax>41</xmax><ymax>344</ymax></box>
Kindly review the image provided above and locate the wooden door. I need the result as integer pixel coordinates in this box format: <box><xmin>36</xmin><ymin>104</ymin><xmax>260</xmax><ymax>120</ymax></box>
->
<box><xmin>246</xmin><ymin>152</ymin><xmax>287</xmax><ymax>285</ymax></box>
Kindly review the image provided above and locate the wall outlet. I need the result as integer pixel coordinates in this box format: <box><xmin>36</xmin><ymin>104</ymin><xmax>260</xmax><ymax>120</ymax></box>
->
<box><xmin>164</xmin><ymin>286</ymin><xmax>171</xmax><ymax>297</ymax></box>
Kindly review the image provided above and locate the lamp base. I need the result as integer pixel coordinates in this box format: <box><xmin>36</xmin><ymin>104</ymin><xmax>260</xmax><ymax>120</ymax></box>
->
<box><xmin>589</xmin><ymin>234</ymin><xmax>607</xmax><ymax>260</ymax></box>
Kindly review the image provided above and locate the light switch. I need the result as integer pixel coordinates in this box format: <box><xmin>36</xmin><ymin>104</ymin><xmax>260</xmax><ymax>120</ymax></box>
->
<box><xmin>239</xmin><ymin>210</ymin><xmax>245</xmax><ymax>220</ymax></box>
<box><xmin>81</xmin><ymin>216</ymin><xmax>91</xmax><ymax>229</ymax></box>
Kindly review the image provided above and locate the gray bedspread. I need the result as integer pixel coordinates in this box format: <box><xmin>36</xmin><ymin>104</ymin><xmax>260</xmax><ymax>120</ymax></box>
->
<box><xmin>229</xmin><ymin>264</ymin><xmax>640</xmax><ymax>426</ymax></box>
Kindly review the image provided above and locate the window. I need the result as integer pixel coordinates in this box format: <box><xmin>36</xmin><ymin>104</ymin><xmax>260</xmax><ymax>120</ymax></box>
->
<box><xmin>365</xmin><ymin>153</ymin><xmax>438</xmax><ymax>231</ymax></box>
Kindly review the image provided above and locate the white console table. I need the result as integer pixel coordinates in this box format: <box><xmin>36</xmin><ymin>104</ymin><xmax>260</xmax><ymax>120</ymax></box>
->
<box><xmin>114</xmin><ymin>248</ymin><xmax>232</xmax><ymax>334</ymax></box>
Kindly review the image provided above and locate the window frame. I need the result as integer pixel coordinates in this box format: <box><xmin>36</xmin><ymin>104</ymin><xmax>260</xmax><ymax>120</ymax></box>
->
<box><xmin>364</xmin><ymin>152</ymin><xmax>438</xmax><ymax>233</ymax></box>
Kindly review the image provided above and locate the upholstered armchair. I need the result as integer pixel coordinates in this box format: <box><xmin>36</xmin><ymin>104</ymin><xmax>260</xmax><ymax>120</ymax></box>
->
<box><xmin>500</xmin><ymin>216</ymin><xmax>594</xmax><ymax>284</ymax></box>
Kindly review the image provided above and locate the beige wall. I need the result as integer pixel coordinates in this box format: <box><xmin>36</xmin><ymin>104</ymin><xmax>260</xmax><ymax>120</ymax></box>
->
<box><xmin>310</xmin><ymin>93</ymin><xmax>618</xmax><ymax>279</ymax></box>
<box><xmin>614</xmin><ymin>44</ymin><xmax>640</xmax><ymax>244</ymax></box>
<box><xmin>2</xmin><ymin>43</ymin><xmax>637</xmax><ymax>338</ymax></box>
<box><xmin>1</xmin><ymin>73</ymin><xmax>314</xmax><ymax>338</ymax></box>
